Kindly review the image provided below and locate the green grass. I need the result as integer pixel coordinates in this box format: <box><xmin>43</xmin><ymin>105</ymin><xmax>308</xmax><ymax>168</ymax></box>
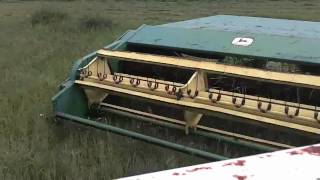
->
<box><xmin>1</xmin><ymin>0</ymin><xmax>320</xmax><ymax>179</ymax></box>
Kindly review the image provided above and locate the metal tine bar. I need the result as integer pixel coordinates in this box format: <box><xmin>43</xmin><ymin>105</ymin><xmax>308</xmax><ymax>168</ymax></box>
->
<box><xmin>207</xmin><ymin>88</ymin><xmax>318</xmax><ymax>112</ymax></box>
<box><xmin>110</xmin><ymin>73</ymin><xmax>184</xmax><ymax>88</ymax></box>
<box><xmin>82</xmin><ymin>59</ymin><xmax>320</xmax><ymax>114</ymax></box>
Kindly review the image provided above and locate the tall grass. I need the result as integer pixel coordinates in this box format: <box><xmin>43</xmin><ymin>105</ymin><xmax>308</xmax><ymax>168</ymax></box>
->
<box><xmin>31</xmin><ymin>7</ymin><xmax>68</xmax><ymax>26</ymax></box>
<box><xmin>79</xmin><ymin>15</ymin><xmax>113</xmax><ymax>31</ymax></box>
<box><xmin>1</xmin><ymin>0</ymin><xmax>320</xmax><ymax>179</ymax></box>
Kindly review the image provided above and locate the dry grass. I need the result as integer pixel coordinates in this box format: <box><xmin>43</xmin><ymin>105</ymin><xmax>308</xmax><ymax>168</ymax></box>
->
<box><xmin>79</xmin><ymin>15</ymin><xmax>113</xmax><ymax>31</ymax></box>
<box><xmin>31</xmin><ymin>7</ymin><xmax>68</xmax><ymax>26</ymax></box>
<box><xmin>0</xmin><ymin>0</ymin><xmax>320</xmax><ymax>179</ymax></box>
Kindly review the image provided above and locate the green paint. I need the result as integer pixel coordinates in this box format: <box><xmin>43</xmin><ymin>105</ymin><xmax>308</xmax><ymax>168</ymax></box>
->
<box><xmin>52</xmin><ymin>15</ymin><xmax>316</xmax><ymax>158</ymax></box>
<box><xmin>128</xmin><ymin>25</ymin><xmax>320</xmax><ymax>64</ymax></box>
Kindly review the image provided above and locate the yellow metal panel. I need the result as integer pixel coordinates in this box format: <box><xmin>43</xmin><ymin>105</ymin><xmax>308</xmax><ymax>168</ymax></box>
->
<box><xmin>75</xmin><ymin>80</ymin><xmax>320</xmax><ymax>134</ymax></box>
<box><xmin>82</xmin><ymin>72</ymin><xmax>320</xmax><ymax>127</ymax></box>
<box><xmin>96</xmin><ymin>49</ymin><xmax>320</xmax><ymax>89</ymax></box>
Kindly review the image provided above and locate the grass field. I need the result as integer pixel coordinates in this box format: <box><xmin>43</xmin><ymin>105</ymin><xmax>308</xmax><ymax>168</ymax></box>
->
<box><xmin>1</xmin><ymin>0</ymin><xmax>320</xmax><ymax>179</ymax></box>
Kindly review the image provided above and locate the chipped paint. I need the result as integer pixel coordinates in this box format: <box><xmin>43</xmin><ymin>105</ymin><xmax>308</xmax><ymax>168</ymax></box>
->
<box><xmin>172</xmin><ymin>172</ymin><xmax>179</xmax><ymax>176</ymax></box>
<box><xmin>288</xmin><ymin>150</ymin><xmax>302</xmax><ymax>155</ymax></box>
<box><xmin>301</xmin><ymin>146</ymin><xmax>320</xmax><ymax>156</ymax></box>
<box><xmin>185</xmin><ymin>166</ymin><xmax>212</xmax><ymax>172</ymax></box>
<box><xmin>171</xmin><ymin>167</ymin><xmax>212</xmax><ymax>176</ymax></box>
<box><xmin>233</xmin><ymin>175</ymin><xmax>247</xmax><ymax>180</ymax></box>
<box><xmin>121</xmin><ymin>144</ymin><xmax>320</xmax><ymax>180</ymax></box>
<box><xmin>287</xmin><ymin>145</ymin><xmax>320</xmax><ymax>156</ymax></box>
<box><xmin>223</xmin><ymin>160</ymin><xmax>246</xmax><ymax>167</ymax></box>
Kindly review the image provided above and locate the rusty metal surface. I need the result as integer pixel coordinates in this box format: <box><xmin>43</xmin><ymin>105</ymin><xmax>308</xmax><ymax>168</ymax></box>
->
<box><xmin>121</xmin><ymin>143</ymin><xmax>320</xmax><ymax>180</ymax></box>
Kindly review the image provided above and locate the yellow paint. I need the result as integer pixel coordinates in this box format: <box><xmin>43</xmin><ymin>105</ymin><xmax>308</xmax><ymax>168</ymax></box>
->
<box><xmin>75</xmin><ymin>80</ymin><xmax>320</xmax><ymax>134</ymax></box>
<box><xmin>97</xmin><ymin>49</ymin><xmax>320</xmax><ymax>89</ymax></box>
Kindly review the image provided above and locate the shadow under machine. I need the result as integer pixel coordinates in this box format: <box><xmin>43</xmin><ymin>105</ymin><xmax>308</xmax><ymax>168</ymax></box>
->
<box><xmin>52</xmin><ymin>15</ymin><xmax>320</xmax><ymax>160</ymax></box>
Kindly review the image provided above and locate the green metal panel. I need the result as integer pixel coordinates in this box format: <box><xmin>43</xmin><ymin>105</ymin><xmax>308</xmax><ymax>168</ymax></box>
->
<box><xmin>52</xmin><ymin>81</ymin><xmax>88</xmax><ymax>117</ymax></box>
<box><xmin>161</xmin><ymin>15</ymin><xmax>320</xmax><ymax>39</ymax></box>
<box><xmin>127</xmin><ymin>16</ymin><xmax>320</xmax><ymax>64</ymax></box>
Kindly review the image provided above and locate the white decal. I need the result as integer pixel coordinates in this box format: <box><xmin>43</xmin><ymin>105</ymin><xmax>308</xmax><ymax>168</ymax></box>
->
<box><xmin>232</xmin><ymin>37</ymin><xmax>254</xmax><ymax>47</ymax></box>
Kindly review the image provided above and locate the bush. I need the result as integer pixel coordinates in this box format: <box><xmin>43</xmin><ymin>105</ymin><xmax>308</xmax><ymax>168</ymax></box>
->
<box><xmin>79</xmin><ymin>15</ymin><xmax>113</xmax><ymax>31</ymax></box>
<box><xmin>31</xmin><ymin>8</ymin><xmax>68</xmax><ymax>26</ymax></box>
